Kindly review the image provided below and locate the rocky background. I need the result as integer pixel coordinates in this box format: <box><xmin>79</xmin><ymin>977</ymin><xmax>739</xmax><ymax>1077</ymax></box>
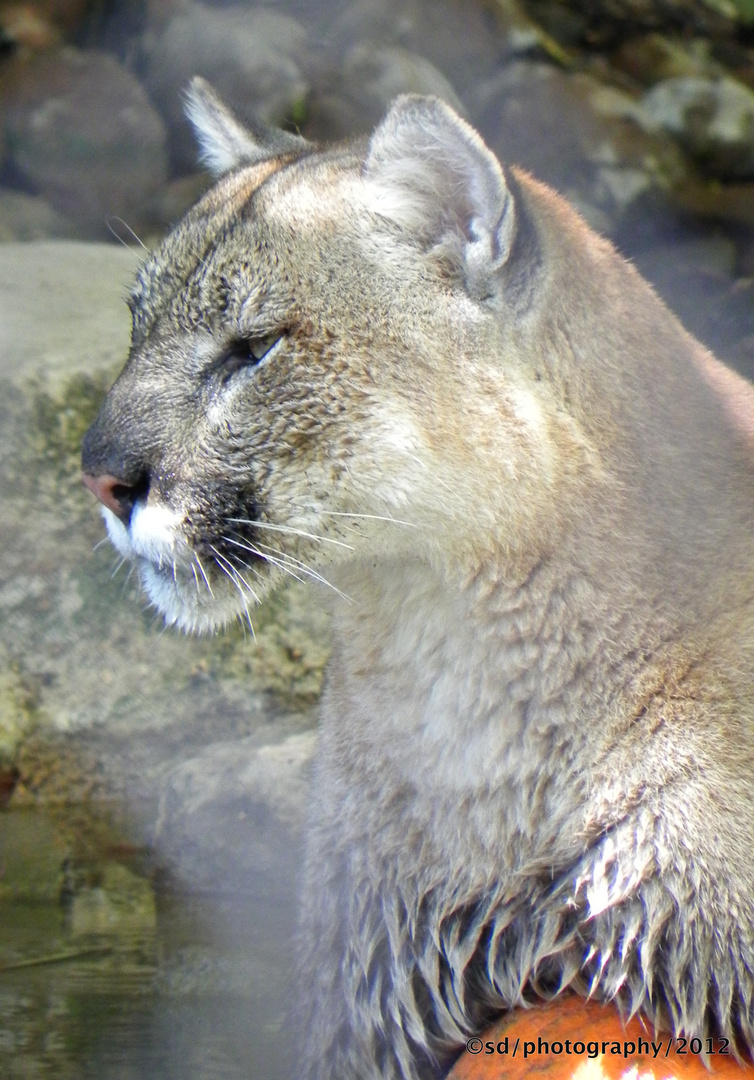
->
<box><xmin>2</xmin><ymin>0</ymin><xmax>754</xmax><ymax>367</ymax></box>
<box><xmin>0</xmin><ymin>1</ymin><xmax>754</xmax><ymax>1077</ymax></box>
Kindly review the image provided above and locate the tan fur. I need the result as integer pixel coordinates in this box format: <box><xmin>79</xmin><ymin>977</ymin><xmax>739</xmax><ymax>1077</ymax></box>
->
<box><xmin>82</xmin><ymin>87</ymin><xmax>754</xmax><ymax>1079</ymax></box>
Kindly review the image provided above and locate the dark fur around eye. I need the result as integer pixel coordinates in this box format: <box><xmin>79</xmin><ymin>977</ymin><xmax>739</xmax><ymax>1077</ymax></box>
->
<box><xmin>214</xmin><ymin>334</ymin><xmax>282</xmax><ymax>382</ymax></box>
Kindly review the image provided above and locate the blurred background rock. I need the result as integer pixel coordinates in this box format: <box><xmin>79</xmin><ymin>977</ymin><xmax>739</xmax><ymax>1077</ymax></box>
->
<box><xmin>0</xmin><ymin>3</ymin><xmax>753</xmax><ymax>1078</ymax></box>
<box><xmin>0</xmin><ymin>0</ymin><xmax>752</xmax><ymax>361</ymax></box>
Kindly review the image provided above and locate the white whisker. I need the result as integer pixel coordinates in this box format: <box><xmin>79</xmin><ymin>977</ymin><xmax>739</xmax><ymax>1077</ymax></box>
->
<box><xmin>223</xmin><ymin>535</ymin><xmax>354</xmax><ymax>604</ymax></box>
<box><xmin>226</xmin><ymin>540</ymin><xmax>307</xmax><ymax>590</ymax></box>
<box><xmin>194</xmin><ymin>554</ymin><xmax>214</xmax><ymax>598</ymax></box>
<box><xmin>106</xmin><ymin>215</ymin><xmax>149</xmax><ymax>252</ymax></box>
<box><xmin>229</xmin><ymin>578</ymin><xmax>256</xmax><ymax>640</ymax></box>
<box><xmin>315</xmin><ymin>510</ymin><xmax>416</xmax><ymax>527</ymax></box>
<box><xmin>254</xmin><ymin>545</ymin><xmax>354</xmax><ymax>604</ymax></box>
<box><xmin>228</xmin><ymin>518</ymin><xmax>354</xmax><ymax>551</ymax></box>
<box><xmin>244</xmin><ymin>544</ymin><xmax>307</xmax><ymax>586</ymax></box>
<box><xmin>240</xmin><ymin>602</ymin><xmax>256</xmax><ymax>639</ymax></box>
<box><xmin>207</xmin><ymin>550</ymin><xmax>258</xmax><ymax>639</ymax></box>
<box><xmin>209</xmin><ymin>544</ymin><xmax>262</xmax><ymax>605</ymax></box>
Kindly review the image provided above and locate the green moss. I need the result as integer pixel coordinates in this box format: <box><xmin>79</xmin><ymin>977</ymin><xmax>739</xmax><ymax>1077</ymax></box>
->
<box><xmin>288</xmin><ymin>95</ymin><xmax>309</xmax><ymax>132</ymax></box>
<box><xmin>0</xmin><ymin>663</ymin><xmax>42</xmax><ymax>766</ymax></box>
<box><xmin>0</xmin><ymin>810</ymin><xmax>70</xmax><ymax>902</ymax></box>
<box><xmin>29</xmin><ymin>371</ymin><xmax>112</xmax><ymax>485</ymax></box>
<box><xmin>187</xmin><ymin>582</ymin><xmax>330</xmax><ymax>708</ymax></box>
<box><xmin>725</xmin><ymin>0</ymin><xmax>754</xmax><ymax>21</ymax></box>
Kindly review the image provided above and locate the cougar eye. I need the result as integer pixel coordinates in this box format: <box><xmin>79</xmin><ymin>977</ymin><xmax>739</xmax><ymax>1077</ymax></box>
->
<box><xmin>215</xmin><ymin>334</ymin><xmax>282</xmax><ymax>381</ymax></box>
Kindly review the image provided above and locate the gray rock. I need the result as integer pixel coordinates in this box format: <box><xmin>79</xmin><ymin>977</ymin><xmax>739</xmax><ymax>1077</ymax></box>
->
<box><xmin>0</xmin><ymin>189</ymin><xmax>79</xmax><ymax>242</ymax></box>
<box><xmin>641</xmin><ymin>75</ymin><xmax>754</xmax><ymax>179</ymax></box>
<box><xmin>323</xmin><ymin>0</ymin><xmax>510</xmax><ymax>100</ymax></box>
<box><xmin>2</xmin><ymin>49</ymin><xmax>168</xmax><ymax>236</ymax></box>
<box><xmin>331</xmin><ymin>43</ymin><xmax>464</xmax><ymax>130</ymax></box>
<box><xmin>0</xmin><ymin>240</ymin><xmax>139</xmax><ymax>388</ymax></box>
<box><xmin>478</xmin><ymin>62</ymin><xmax>687</xmax><ymax>233</ymax></box>
<box><xmin>350</xmin><ymin>42</ymin><xmax>462</xmax><ymax>108</ymax></box>
<box><xmin>143</xmin><ymin>2</ymin><xmax>309</xmax><ymax>170</ymax></box>
<box><xmin>153</xmin><ymin>732</ymin><xmax>316</xmax><ymax>896</ymax></box>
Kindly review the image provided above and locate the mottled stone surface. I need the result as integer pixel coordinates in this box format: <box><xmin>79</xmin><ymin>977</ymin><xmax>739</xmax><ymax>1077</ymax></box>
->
<box><xmin>641</xmin><ymin>75</ymin><xmax>754</xmax><ymax>179</ymax></box>
<box><xmin>2</xmin><ymin>49</ymin><xmax>168</xmax><ymax>235</ymax></box>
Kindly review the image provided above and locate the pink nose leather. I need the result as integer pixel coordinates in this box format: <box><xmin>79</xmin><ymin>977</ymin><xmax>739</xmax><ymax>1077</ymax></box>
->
<box><xmin>82</xmin><ymin>472</ymin><xmax>131</xmax><ymax>519</ymax></box>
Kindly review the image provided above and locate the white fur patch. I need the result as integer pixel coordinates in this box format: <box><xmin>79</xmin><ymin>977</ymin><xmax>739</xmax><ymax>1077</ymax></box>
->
<box><xmin>102</xmin><ymin>506</ymin><xmax>133</xmax><ymax>559</ymax></box>
<box><xmin>377</xmin><ymin>412</ymin><xmax>424</xmax><ymax>455</ymax></box>
<box><xmin>102</xmin><ymin>500</ymin><xmax>182</xmax><ymax>565</ymax></box>
<box><xmin>264</xmin><ymin>167</ymin><xmax>342</xmax><ymax>226</ymax></box>
<box><xmin>369</xmin><ymin>407</ymin><xmax>429</xmax><ymax>511</ymax></box>
<box><xmin>129</xmin><ymin>503</ymin><xmax>182</xmax><ymax>565</ymax></box>
<box><xmin>510</xmin><ymin>385</ymin><xmax>546</xmax><ymax>431</ymax></box>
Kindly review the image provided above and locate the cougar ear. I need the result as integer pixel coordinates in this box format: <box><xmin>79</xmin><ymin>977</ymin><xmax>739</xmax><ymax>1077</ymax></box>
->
<box><xmin>364</xmin><ymin>95</ymin><xmax>516</xmax><ymax>300</ymax></box>
<box><xmin>184</xmin><ymin>77</ymin><xmax>308</xmax><ymax>177</ymax></box>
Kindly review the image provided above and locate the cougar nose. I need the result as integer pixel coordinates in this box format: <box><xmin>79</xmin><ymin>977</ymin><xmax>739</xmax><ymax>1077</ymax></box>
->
<box><xmin>82</xmin><ymin>472</ymin><xmax>146</xmax><ymax>526</ymax></box>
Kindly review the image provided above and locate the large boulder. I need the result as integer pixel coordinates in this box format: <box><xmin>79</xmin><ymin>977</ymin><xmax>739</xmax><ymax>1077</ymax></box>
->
<box><xmin>142</xmin><ymin>2</ymin><xmax>309</xmax><ymax>171</ymax></box>
<box><xmin>1</xmin><ymin>49</ymin><xmax>168</xmax><ymax>236</ymax></box>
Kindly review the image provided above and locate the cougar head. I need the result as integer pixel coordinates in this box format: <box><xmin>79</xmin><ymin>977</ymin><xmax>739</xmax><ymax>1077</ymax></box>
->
<box><xmin>82</xmin><ymin>81</ymin><xmax>571</xmax><ymax>632</ymax></box>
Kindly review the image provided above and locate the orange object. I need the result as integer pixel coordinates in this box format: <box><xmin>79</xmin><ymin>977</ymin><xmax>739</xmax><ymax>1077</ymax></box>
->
<box><xmin>446</xmin><ymin>996</ymin><xmax>747</xmax><ymax>1080</ymax></box>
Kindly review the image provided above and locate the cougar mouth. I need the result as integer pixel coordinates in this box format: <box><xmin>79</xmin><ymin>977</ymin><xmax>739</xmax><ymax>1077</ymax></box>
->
<box><xmin>102</xmin><ymin>501</ymin><xmax>258</xmax><ymax>634</ymax></box>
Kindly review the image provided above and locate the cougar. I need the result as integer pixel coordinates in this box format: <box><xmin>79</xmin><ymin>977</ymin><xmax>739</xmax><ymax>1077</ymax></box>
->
<box><xmin>82</xmin><ymin>80</ymin><xmax>754</xmax><ymax>1079</ymax></box>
